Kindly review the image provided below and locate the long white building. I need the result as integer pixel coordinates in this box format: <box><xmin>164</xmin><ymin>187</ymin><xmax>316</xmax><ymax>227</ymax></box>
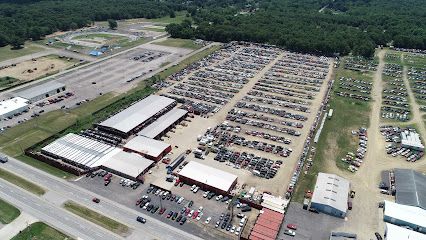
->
<box><xmin>0</xmin><ymin>97</ymin><xmax>29</xmax><ymax>119</ymax></box>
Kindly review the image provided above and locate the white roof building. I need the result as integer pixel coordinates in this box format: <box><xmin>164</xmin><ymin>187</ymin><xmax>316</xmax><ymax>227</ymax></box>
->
<box><xmin>401</xmin><ymin>130</ymin><xmax>424</xmax><ymax>151</ymax></box>
<box><xmin>311</xmin><ymin>173</ymin><xmax>350</xmax><ymax>215</ymax></box>
<box><xmin>15</xmin><ymin>81</ymin><xmax>65</xmax><ymax>102</ymax></box>
<box><xmin>123</xmin><ymin>136</ymin><xmax>171</xmax><ymax>159</ymax></box>
<box><xmin>137</xmin><ymin>108</ymin><xmax>187</xmax><ymax>138</ymax></box>
<box><xmin>385</xmin><ymin>223</ymin><xmax>426</xmax><ymax>240</ymax></box>
<box><xmin>101</xmin><ymin>150</ymin><xmax>154</xmax><ymax>179</ymax></box>
<box><xmin>383</xmin><ymin>200</ymin><xmax>426</xmax><ymax>230</ymax></box>
<box><xmin>41</xmin><ymin>133</ymin><xmax>115</xmax><ymax>168</ymax></box>
<box><xmin>98</xmin><ymin>95</ymin><xmax>176</xmax><ymax>135</ymax></box>
<box><xmin>261</xmin><ymin>194</ymin><xmax>289</xmax><ymax>214</ymax></box>
<box><xmin>0</xmin><ymin>97</ymin><xmax>29</xmax><ymax>118</ymax></box>
<box><xmin>178</xmin><ymin>161</ymin><xmax>238</xmax><ymax>193</ymax></box>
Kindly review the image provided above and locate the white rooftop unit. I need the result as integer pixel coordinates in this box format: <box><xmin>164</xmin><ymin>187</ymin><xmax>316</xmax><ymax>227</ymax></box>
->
<box><xmin>0</xmin><ymin>97</ymin><xmax>29</xmax><ymax>119</ymax></box>
<box><xmin>123</xmin><ymin>136</ymin><xmax>171</xmax><ymax>159</ymax></box>
<box><xmin>137</xmin><ymin>108</ymin><xmax>188</xmax><ymax>138</ymax></box>
<box><xmin>98</xmin><ymin>95</ymin><xmax>176</xmax><ymax>135</ymax></box>
<box><xmin>401</xmin><ymin>130</ymin><xmax>424</xmax><ymax>151</ymax></box>
<box><xmin>385</xmin><ymin>223</ymin><xmax>426</xmax><ymax>240</ymax></box>
<box><xmin>101</xmin><ymin>150</ymin><xmax>154</xmax><ymax>179</ymax></box>
<box><xmin>178</xmin><ymin>161</ymin><xmax>237</xmax><ymax>193</ymax></box>
<box><xmin>41</xmin><ymin>133</ymin><xmax>115</xmax><ymax>168</ymax></box>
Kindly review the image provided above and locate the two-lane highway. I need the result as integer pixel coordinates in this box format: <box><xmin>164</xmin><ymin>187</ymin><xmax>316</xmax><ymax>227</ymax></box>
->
<box><xmin>0</xmin><ymin>155</ymin><xmax>203</xmax><ymax>240</ymax></box>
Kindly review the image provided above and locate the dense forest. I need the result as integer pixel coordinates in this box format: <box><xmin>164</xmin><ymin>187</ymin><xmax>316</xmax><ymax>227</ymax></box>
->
<box><xmin>1</xmin><ymin>0</ymin><xmax>425</xmax><ymax>57</ymax></box>
<box><xmin>0</xmin><ymin>0</ymin><xmax>182</xmax><ymax>47</ymax></box>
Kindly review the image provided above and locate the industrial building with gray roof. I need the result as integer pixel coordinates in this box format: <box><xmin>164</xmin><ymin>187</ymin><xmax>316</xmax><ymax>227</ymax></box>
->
<box><xmin>137</xmin><ymin>108</ymin><xmax>188</xmax><ymax>139</ymax></box>
<box><xmin>97</xmin><ymin>95</ymin><xmax>176</xmax><ymax>137</ymax></box>
<box><xmin>394</xmin><ymin>168</ymin><xmax>426</xmax><ymax>210</ymax></box>
<box><xmin>14</xmin><ymin>81</ymin><xmax>66</xmax><ymax>102</ymax></box>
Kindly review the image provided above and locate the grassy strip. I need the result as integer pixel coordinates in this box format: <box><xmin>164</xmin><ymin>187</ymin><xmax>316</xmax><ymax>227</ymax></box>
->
<box><xmin>0</xmin><ymin>168</ymin><xmax>45</xmax><ymax>195</ymax></box>
<box><xmin>143</xmin><ymin>27</ymin><xmax>166</xmax><ymax>32</ymax></box>
<box><xmin>0</xmin><ymin>44</ymin><xmax>44</xmax><ymax>62</ymax></box>
<box><xmin>153</xmin><ymin>38</ymin><xmax>201</xmax><ymax>50</ymax></box>
<box><xmin>292</xmin><ymin>64</ymin><xmax>372</xmax><ymax>203</ymax></box>
<box><xmin>63</xmin><ymin>201</ymin><xmax>129</xmax><ymax>236</ymax></box>
<box><xmin>11</xmin><ymin>222</ymin><xmax>73</xmax><ymax>240</ymax></box>
<box><xmin>0</xmin><ymin>198</ymin><xmax>20</xmax><ymax>224</ymax></box>
<box><xmin>146</xmin><ymin>11</ymin><xmax>190</xmax><ymax>24</ymax></box>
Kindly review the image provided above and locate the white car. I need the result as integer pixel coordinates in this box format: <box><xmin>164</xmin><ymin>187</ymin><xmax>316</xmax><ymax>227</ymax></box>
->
<box><xmin>230</xmin><ymin>225</ymin><xmax>236</xmax><ymax>233</ymax></box>
<box><xmin>142</xmin><ymin>202</ymin><xmax>150</xmax><ymax>209</ymax></box>
<box><xmin>203</xmin><ymin>191</ymin><xmax>210</xmax><ymax>198</ymax></box>
<box><xmin>198</xmin><ymin>206</ymin><xmax>203</xmax><ymax>212</ymax></box>
<box><xmin>196</xmin><ymin>212</ymin><xmax>203</xmax><ymax>221</ymax></box>
<box><xmin>284</xmin><ymin>230</ymin><xmax>296</xmax><ymax>236</ymax></box>
<box><xmin>235</xmin><ymin>227</ymin><xmax>241</xmax><ymax>235</ymax></box>
<box><xmin>177</xmin><ymin>197</ymin><xmax>185</xmax><ymax>204</ymax></box>
<box><xmin>193</xmin><ymin>186</ymin><xmax>199</xmax><ymax>193</ymax></box>
<box><xmin>188</xmin><ymin>210</ymin><xmax>195</xmax><ymax>217</ymax></box>
<box><xmin>216</xmin><ymin>195</ymin><xmax>223</xmax><ymax>201</ymax></box>
<box><xmin>205</xmin><ymin>217</ymin><xmax>212</xmax><ymax>224</ymax></box>
<box><xmin>190</xmin><ymin>185</ymin><xmax>197</xmax><ymax>191</ymax></box>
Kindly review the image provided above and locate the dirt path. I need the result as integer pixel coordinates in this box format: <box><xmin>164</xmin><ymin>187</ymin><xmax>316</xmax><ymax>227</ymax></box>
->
<box><xmin>402</xmin><ymin>66</ymin><xmax>426</xmax><ymax>137</ymax></box>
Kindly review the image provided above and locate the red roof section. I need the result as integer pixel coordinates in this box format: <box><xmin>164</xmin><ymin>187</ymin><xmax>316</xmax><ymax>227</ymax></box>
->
<box><xmin>249</xmin><ymin>208</ymin><xmax>284</xmax><ymax>240</ymax></box>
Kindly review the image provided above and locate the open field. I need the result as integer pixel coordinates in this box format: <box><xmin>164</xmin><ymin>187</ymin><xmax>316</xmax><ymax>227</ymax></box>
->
<box><xmin>0</xmin><ymin>198</ymin><xmax>21</xmax><ymax>224</ymax></box>
<box><xmin>0</xmin><ymin>44</ymin><xmax>44</xmax><ymax>63</ymax></box>
<box><xmin>11</xmin><ymin>222</ymin><xmax>73</xmax><ymax>240</ymax></box>
<box><xmin>0</xmin><ymin>168</ymin><xmax>45</xmax><ymax>195</ymax></box>
<box><xmin>153</xmin><ymin>38</ymin><xmax>202</xmax><ymax>50</ymax></box>
<box><xmin>292</xmin><ymin>66</ymin><xmax>372</xmax><ymax>202</ymax></box>
<box><xmin>0</xmin><ymin>55</ymin><xmax>80</xmax><ymax>82</ymax></box>
<box><xmin>63</xmin><ymin>201</ymin><xmax>129</xmax><ymax>236</ymax></box>
<box><xmin>143</xmin><ymin>27</ymin><xmax>166</xmax><ymax>32</ymax></box>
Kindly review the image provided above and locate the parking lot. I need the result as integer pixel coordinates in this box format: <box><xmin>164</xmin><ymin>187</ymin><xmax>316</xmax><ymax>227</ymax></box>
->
<box><xmin>0</xmin><ymin>43</ymin><xmax>193</xmax><ymax>129</ymax></box>
<box><xmin>74</xmin><ymin>170</ymin><xmax>254</xmax><ymax>240</ymax></box>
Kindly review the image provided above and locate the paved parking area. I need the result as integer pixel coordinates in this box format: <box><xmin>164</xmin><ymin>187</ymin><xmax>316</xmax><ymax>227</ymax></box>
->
<box><xmin>74</xmin><ymin>173</ymin><xmax>248</xmax><ymax>240</ymax></box>
<box><xmin>278</xmin><ymin>203</ymin><xmax>343</xmax><ymax>240</ymax></box>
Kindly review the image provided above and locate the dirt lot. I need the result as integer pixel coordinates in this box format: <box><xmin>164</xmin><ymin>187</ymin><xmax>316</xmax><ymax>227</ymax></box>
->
<box><xmin>0</xmin><ymin>55</ymin><xmax>79</xmax><ymax>81</ymax></box>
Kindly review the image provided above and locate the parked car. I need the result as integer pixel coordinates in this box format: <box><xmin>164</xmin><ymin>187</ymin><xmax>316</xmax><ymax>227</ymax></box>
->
<box><xmin>284</xmin><ymin>230</ymin><xmax>296</xmax><ymax>236</ymax></box>
<box><xmin>287</xmin><ymin>224</ymin><xmax>297</xmax><ymax>230</ymax></box>
<box><xmin>92</xmin><ymin>197</ymin><xmax>100</xmax><ymax>203</ymax></box>
<box><xmin>180</xmin><ymin>217</ymin><xmax>187</xmax><ymax>225</ymax></box>
<box><xmin>205</xmin><ymin>217</ymin><xmax>212</xmax><ymax>224</ymax></box>
<box><xmin>136</xmin><ymin>216</ymin><xmax>146</xmax><ymax>224</ymax></box>
<box><xmin>375</xmin><ymin>232</ymin><xmax>383</xmax><ymax>240</ymax></box>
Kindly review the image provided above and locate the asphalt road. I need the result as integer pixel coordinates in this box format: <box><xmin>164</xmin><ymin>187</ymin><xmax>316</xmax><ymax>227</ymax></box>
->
<box><xmin>0</xmin><ymin>156</ymin><xmax>204</xmax><ymax>240</ymax></box>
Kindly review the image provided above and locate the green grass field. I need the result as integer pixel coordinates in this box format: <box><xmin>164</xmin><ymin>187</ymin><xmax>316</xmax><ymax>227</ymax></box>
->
<box><xmin>0</xmin><ymin>168</ymin><xmax>45</xmax><ymax>195</ymax></box>
<box><xmin>147</xmin><ymin>11</ymin><xmax>190</xmax><ymax>24</ymax></box>
<box><xmin>143</xmin><ymin>27</ymin><xmax>166</xmax><ymax>32</ymax></box>
<box><xmin>153</xmin><ymin>38</ymin><xmax>201</xmax><ymax>50</ymax></box>
<box><xmin>11</xmin><ymin>222</ymin><xmax>73</xmax><ymax>240</ymax></box>
<box><xmin>0</xmin><ymin>198</ymin><xmax>20</xmax><ymax>224</ymax></box>
<box><xmin>0</xmin><ymin>76</ymin><xmax>19</xmax><ymax>90</ymax></box>
<box><xmin>63</xmin><ymin>201</ymin><xmax>129</xmax><ymax>235</ymax></box>
<box><xmin>0</xmin><ymin>44</ymin><xmax>44</xmax><ymax>62</ymax></box>
<box><xmin>292</xmin><ymin>64</ymin><xmax>372</xmax><ymax>203</ymax></box>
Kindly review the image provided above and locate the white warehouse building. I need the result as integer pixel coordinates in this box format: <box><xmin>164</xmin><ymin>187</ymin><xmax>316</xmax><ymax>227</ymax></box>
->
<box><xmin>14</xmin><ymin>81</ymin><xmax>66</xmax><ymax>103</ymax></box>
<box><xmin>0</xmin><ymin>97</ymin><xmax>29</xmax><ymax>119</ymax></box>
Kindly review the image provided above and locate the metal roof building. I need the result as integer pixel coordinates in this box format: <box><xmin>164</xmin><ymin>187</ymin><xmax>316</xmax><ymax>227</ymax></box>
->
<box><xmin>123</xmin><ymin>136</ymin><xmax>172</xmax><ymax>161</ymax></box>
<box><xmin>385</xmin><ymin>223</ymin><xmax>426</xmax><ymax>240</ymax></box>
<box><xmin>15</xmin><ymin>81</ymin><xmax>66</xmax><ymax>102</ymax></box>
<box><xmin>311</xmin><ymin>172</ymin><xmax>350</xmax><ymax>218</ymax></box>
<box><xmin>383</xmin><ymin>200</ymin><xmax>426</xmax><ymax>234</ymax></box>
<box><xmin>394</xmin><ymin>169</ymin><xmax>426</xmax><ymax>210</ymax></box>
<box><xmin>178</xmin><ymin>161</ymin><xmax>237</xmax><ymax>194</ymax></box>
<box><xmin>101</xmin><ymin>149</ymin><xmax>154</xmax><ymax>180</ymax></box>
<box><xmin>401</xmin><ymin>130</ymin><xmax>425</xmax><ymax>151</ymax></box>
<box><xmin>97</xmin><ymin>95</ymin><xmax>176</xmax><ymax>137</ymax></box>
<box><xmin>41</xmin><ymin>133</ymin><xmax>115</xmax><ymax>169</ymax></box>
<box><xmin>137</xmin><ymin>108</ymin><xmax>188</xmax><ymax>139</ymax></box>
<box><xmin>0</xmin><ymin>97</ymin><xmax>29</xmax><ymax>119</ymax></box>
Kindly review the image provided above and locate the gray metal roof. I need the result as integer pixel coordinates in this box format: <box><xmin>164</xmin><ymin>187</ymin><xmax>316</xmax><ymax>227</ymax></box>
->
<box><xmin>137</xmin><ymin>108</ymin><xmax>187</xmax><ymax>138</ymax></box>
<box><xmin>102</xmin><ymin>150</ymin><xmax>154</xmax><ymax>178</ymax></box>
<box><xmin>99</xmin><ymin>95</ymin><xmax>176</xmax><ymax>134</ymax></box>
<box><xmin>311</xmin><ymin>173</ymin><xmax>350</xmax><ymax>213</ymax></box>
<box><xmin>395</xmin><ymin>168</ymin><xmax>426</xmax><ymax>210</ymax></box>
<box><xmin>15</xmin><ymin>81</ymin><xmax>65</xmax><ymax>100</ymax></box>
<box><xmin>123</xmin><ymin>136</ymin><xmax>171</xmax><ymax>158</ymax></box>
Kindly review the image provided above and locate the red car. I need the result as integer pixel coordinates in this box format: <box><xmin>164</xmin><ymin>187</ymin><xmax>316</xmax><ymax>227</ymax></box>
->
<box><xmin>104</xmin><ymin>173</ymin><xmax>112</xmax><ymax>181</ymax></box>
<box><xmin>92</xmin><ymin>197</ymin><xmax>100</xmax><ymax>203</ymax></box>
<box><xmin>192</xmin><ymin>211</ymin><xmax>199</xmax><ymax>219</ymax></box>
<box><xmin>287</xmin><ymin>224</ymin><xmax>297</xmax><ymax>230</ymax></box>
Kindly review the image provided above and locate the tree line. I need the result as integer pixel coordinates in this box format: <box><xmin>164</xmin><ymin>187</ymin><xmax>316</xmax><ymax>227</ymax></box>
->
<box><xmin>167</xmin><ymin>0</ymin><xmax>426</xmax><ymax>58</ymax></box>
<box><xmin>0</xmin><ymin>0</ymin><xmax>182</xmax><ymax>48</ymax></box>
